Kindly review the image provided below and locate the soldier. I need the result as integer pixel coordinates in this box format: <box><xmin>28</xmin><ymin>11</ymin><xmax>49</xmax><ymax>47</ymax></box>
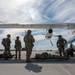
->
<box><xmin>15</xmin><ymin>36</ymin><xmax>21</xmax><ymax>59</ymax></box>
<box><xmin>65</xmin><ymin>43</ymin><xmax>75</xmax><ymax>58</ymax></box>
<box><xmin>69</xmin><ymin>44</ymin><xmax>74</xmax><ymax>57</ymax></box>
<box><xmin>5</xmin><ymin>34</ymin><xmax>11</xmax><ymax>55</ymax></box>
<box><xmin>24</xmin><ymin>30</ymin><xmax>35</xmax><ymax>62</ymax></box>
<box><xmin>57</xmin><ymin>35</ymin><xmax>67</xmax><ymax>56</ymax></box>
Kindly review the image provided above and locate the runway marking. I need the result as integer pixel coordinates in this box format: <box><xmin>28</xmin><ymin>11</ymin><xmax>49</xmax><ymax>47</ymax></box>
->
<box><xmin>57</xmin><ymin>64</ymin><xmax>72</xmax><ymax>75</ymax></box>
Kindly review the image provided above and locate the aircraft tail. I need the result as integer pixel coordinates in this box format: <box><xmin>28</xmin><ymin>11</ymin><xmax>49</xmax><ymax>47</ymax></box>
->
<box><xmin>65</xmin><ymin>36</ymin><xmax>75</xmax><ymax>47</ymax></box>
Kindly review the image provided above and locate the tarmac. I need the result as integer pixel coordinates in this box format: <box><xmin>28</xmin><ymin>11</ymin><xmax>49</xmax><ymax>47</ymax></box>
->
<box><xmin>0</xmin><ymin>50</ymin><xmax>75</xmax><ymax>75</ymax></box>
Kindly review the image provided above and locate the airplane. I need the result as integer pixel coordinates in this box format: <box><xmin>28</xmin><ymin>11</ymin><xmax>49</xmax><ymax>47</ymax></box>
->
<box><xmin>0</xmin><ymin>23</ymin><xmax>75</xmax><ymax>60</ymax></box>
<box><xmin>0</xmin><ymin>23</ymin><xmax>75</xmax><ymax>40</ymax></box>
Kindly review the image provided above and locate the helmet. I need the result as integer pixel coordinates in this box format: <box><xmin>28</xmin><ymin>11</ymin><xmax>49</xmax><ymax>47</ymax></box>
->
<box><xmin>16</xmin><ymin>36</ymin><xmax>19</xmax><ymax>38</ymax></box>
<box><xmin>58</xmin><ymin>35</ymin><xmax>62</xmax><ymax>37</ymax></box>
<box><xmin>27</xmin><ymin>30</ymin><xmax>32</xmax><ymax>33</ymax></box>
<box><xmin>7</xmin><ymin>34</ymin><xmax>10</xmax><ymax>37</ymax></box>
<box><xmin>41</xmin><ymin>52</ymin><xmax>48</xmax><ymax>59</ymax></box>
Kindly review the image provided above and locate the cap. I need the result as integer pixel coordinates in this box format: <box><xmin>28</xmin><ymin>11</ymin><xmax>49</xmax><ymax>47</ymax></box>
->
<box><xmin>16</xmin><ymin>36</ymin><xmax>19</xmax><ymax>38</ymax></box>
<box><xmin>7</xmin><ymin>34</ymin><xmax>10</xmax><ymax>37</ymax></box>
<box><xmin>27</xmin><ymin>30</ymin><xmax>32</xmax><ymax>33</ymax></box>
<box><xmin>58</xmin><ymin>35</ymin><xmax>62</xmax><ymax>37</ymax></box>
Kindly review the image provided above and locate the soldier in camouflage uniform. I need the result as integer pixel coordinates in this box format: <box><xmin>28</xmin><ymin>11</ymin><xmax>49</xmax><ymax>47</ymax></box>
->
<box><xmin>15</xmin><ymin>36</ymin><xmax>21</xmax><ymax>59</ymax></box>
<box><xmin>24</xmin><ymin>30</ymin><xmax>35</xmax><ymax>62</ymax></box>
<box><xmin>5</xmin><ymin>34</ymin><xmax>11</xmax><ymax>55</ymax></box>
<box><xmin>57</xmin><ymin>35</ymin><xmax>67</xmax><ymax>56</ymax></box>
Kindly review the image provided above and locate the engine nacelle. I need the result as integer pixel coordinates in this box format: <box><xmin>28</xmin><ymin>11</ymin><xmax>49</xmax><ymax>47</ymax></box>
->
<box><xmin>45</xmin><ymin>29</ymin><xmax>53</xmax><ymax>39</ymax></box>
<box><xmin>48</xmin><ymin>29</ymin><xmax>53</xmax><ymax>33</ymax></box>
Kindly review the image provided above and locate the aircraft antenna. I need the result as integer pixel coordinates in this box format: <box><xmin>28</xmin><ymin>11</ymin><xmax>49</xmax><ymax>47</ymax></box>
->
<box><xmin>25</xmin><ymin>30</ymin><xmax>26</xmax><ymax>35</ymax></box>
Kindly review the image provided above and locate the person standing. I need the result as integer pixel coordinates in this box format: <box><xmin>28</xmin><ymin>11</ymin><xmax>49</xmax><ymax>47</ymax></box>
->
<box><xmin>5</xmin><ymin>34</ymin><xmax>11</xmax><ymax>55</ymax></box>
<box><xmin>24</xmin><ymin>30</ymin><xmax>35</xmax><ymax>62</ymax></box>
<box><xmin>57</xmin><ymin>35</ymin><xmax>67</xmax><ymax>56</ymax></box>
<box><xmin>15</xmin><ymin>36</ymin><xmax>21</xmax><ymax>59</ymax></box>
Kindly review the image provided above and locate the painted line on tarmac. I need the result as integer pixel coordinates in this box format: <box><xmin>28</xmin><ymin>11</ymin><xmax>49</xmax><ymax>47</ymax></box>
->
<box><xmin>57</xmin><ymin>64</ymin><xmax>72</xmax><ymax>75</ymax></box>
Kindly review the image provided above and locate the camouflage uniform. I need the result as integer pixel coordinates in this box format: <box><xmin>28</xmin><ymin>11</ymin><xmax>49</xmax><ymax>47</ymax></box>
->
<box><xmin>15</xmin><ymin>36</ymin><xmax>21</xmax><ymax>59</ymax></box>
<box><xmin>66</xmin><ymin>44</ymin><xmax>74</xmax><ymax>57</ymax></box>
<box><xmin>57</xmin><ymin>35</ymin><xmax>67</xmax><ymax>56</ymax></box>
<box><xmin>24</xmin><ymin>30</ymin><xmax>35</xmax><ymax>62</ymax></box>
<box><xmin>5</xmin><ymin>34</ymin><xmax>11</xmax><ymax>54</ymax></box>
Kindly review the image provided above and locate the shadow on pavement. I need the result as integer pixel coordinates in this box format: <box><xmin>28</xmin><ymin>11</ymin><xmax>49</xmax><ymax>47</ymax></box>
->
<box><xmin>25</xmin><ymin>63</ymin><xmax>42</xmax><ymax>73</ymax></box>
<box><xmin>0</xmin><ymin>57</ymin><xmax>75</xmax><ymax>64</ymax></box>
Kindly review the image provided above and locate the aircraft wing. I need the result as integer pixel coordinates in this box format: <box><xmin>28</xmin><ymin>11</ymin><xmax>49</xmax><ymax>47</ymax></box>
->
<box><xmin>0</xmin><ymin>23</ymin><xmax>75</xmax><ymax>29</ymax></box>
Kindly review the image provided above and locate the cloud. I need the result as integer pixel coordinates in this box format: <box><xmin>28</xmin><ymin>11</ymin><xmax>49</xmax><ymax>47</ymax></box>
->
<box><xmin>0</xmin><ymin>0</ymin><xmax>33</xmax><ymax>23</ymax></box>
<box><xmin>0</xmin><ymin>0</ymin><xmax>75</xmax><ymax>23</ymax></box>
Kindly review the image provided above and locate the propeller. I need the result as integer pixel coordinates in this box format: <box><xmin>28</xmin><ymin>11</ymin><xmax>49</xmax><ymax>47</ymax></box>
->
<box><xmin>50</xmin><ymin>39</ymin><xmax>53</xmax><ymax>46</ymax></box>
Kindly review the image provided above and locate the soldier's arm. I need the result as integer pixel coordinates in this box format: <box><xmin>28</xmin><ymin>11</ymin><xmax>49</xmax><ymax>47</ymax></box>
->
<box><xmin>31</xmin><ymin>35</ymin><xmax>35</xmax><ymax>42</ymax></box>
<box><xmin>33</xmin><ymin>37</ymin><xmax>35</xmax><ymax>42</ymax></box>
<box><xmin>14</xmin><ymin>40</ymin><xmax>16</xmax><ymax>48</ymax></box>
<box><xmin>20</xmin><ymin>41</ymin><xmax>22</xmax><ymax>48</ymax></box>
<box><xmin>57</xmin><ymin>41</ymin><xmax>59</xmax><ymax>47</ymax></box>
<box><xmin>9</xmin><ymin>39</ymin><xmax>11</xmax><ymax>43</ymax></box>
<box><xmin>23</xmin><ymin>36</ymin><xmax>25</xmax><ymax>42</ymax></box>
<box><xmin>64</xmin><ymin>39</ymin><xmax>67</xmax><ymax>44</ymax></box>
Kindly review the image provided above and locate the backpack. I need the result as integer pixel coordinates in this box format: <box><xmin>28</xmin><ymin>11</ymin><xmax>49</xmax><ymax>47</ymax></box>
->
<box><xmin>1</xmin><ymin>38</ymin><xmax>6</xmax><ymax>46</ymax></box>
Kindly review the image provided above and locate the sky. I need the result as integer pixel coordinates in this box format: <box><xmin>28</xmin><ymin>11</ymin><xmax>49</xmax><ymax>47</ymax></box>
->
<box><xmin>0</xmin><ymin>0</ymin><xmax>75</xmax><ymax>50</ymax></box>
